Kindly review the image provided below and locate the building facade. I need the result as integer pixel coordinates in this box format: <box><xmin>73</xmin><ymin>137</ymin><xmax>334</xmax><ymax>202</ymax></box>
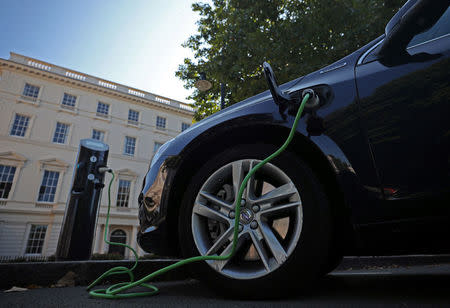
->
<box><xmin>0</xmin><ymin>53</ymin><xmax>194</xmax><ymax>259</ymax></box>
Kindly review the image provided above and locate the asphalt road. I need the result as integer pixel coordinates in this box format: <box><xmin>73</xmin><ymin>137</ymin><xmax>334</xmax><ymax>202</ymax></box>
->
<box><xmin>2</xmin><ymin>263</ymin><xmax>450</xmax><ymax>307</ymax></box>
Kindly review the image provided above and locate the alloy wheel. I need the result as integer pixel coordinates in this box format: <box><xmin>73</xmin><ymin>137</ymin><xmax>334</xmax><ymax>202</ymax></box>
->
<box><xmin>191</xmin><ymin>159</ymin><xmax>303</xmax><ymax>280</ymax></box>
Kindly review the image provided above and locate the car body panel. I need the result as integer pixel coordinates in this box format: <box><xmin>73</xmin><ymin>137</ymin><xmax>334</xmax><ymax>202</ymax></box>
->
<box><xmin>138</xmin><ymin>3</ymin><xmax>450</xmax><ymax>256</ymax></box>
<box><xmin>138</xmin><ymin>38</ymin><xmax>383</xmax><ymax>255</ymax></box>
<box><xmin>356</xmin><ymin>33</ymin><xmax>450</xmax><ymax>219</ymax></box>
<box><xmin>352</xmin><ymin>25</ymin><xmax>450</xmax><ymax>253</ymax></box>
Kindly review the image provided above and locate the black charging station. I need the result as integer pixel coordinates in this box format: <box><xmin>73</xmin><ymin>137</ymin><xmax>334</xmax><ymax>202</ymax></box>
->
<box><xmin>56</xmin><ymin>139</ymin><xmax>109</xmax><ymax>260</ymax></box>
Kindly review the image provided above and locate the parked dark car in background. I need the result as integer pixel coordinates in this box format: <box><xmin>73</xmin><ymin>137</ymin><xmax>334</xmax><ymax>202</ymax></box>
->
<box><xmin>138</xmin><ymin>0</ymin><xmax>450</xmax><ymax>297</ymax></box>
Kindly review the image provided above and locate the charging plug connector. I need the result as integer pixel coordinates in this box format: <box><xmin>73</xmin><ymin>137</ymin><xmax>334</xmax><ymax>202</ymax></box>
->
<box><xmin>98</xmin><ymin>167</ymin><xmax>112</xmax><ymax>174</ymax></box>
<box><xmin>302</xmin><ymin>89</ymin><xmax>320</xmax><ymax>111</ymax></box>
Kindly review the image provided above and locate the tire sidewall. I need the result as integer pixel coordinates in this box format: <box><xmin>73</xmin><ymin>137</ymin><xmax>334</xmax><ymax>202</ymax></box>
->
<box><xmin>178</xmin><ymin>143</ymin><xmax>332</xmax><ymax>297</ymax></box>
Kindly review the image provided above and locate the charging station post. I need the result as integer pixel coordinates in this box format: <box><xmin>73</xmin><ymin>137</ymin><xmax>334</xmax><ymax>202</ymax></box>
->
<box><xmin>56</xmin><ymin>139</ymin><xmax>109</xmax><ymax>260</ymax></box>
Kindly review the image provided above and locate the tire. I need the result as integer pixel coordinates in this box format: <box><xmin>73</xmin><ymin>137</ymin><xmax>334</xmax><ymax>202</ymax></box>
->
<box><xmin>322</xmin><ymin>253</ymin><xmax>344</xmax><ymax>275</ymax></box>
<box><xmin>178</xmin><ymin>143</ymin><xmax>332</xmax><ymax>298</ymax></box>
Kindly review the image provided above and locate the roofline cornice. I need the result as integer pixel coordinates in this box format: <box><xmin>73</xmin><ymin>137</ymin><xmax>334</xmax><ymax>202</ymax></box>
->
<box><xmin>0</xmin><ymin>56</ymin><xmax>194</xmax><ymax>116</ymax></box>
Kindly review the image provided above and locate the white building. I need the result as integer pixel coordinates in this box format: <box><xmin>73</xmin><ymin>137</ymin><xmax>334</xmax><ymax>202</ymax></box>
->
<box><xmin>0</xmin><ymin>53</ymin><xmax>194</xmax><ymax>259</ymax></box>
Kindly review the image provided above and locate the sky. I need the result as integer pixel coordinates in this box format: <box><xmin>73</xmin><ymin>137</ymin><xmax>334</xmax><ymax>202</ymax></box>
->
<box><xmin>0</xmin><ymin>0</ymin><xmax>202</xmax><ymax>103</ymax></box>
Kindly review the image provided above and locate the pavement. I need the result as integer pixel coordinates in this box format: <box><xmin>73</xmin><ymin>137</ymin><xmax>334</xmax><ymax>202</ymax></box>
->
<box><xmin>2</xmin><ymin>254</ymin><xmax>450</xmax><ymax>290</ymax></box>
<box><xmin>1</xmin><ymin>261</ymin><xmax>450</xmax><ymax>307</ymax></box>
<box><xmin>0</xmin><ymin>259</ymin><xmax>189</xmax><ymax>289</ymax></box>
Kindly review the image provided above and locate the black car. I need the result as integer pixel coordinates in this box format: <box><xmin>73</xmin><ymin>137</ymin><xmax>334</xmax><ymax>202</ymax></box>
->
<box><xmin>138</xmin><ymin>0</ymin><xmax>450</xmax><ymax>297</ymax></box>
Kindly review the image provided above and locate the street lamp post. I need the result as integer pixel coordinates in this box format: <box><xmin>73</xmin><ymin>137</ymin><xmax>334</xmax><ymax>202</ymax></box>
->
<box><xmin>195</xmin><ymin>72</ymin><xmax>225</xmax><ymax>110</ymax></box>
<box><xmin>220</xmin><ymin>82</ymin><xmax>225</xmax><ymax>110</ymax></box>
<box><xmin>194</xmin><ymin>72</ymin><xmax>212</xmax><ymax>92</ymax></box>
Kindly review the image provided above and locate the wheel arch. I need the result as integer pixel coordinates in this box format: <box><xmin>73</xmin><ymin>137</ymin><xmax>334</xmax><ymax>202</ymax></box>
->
<box><xmin>165</xmin><ymin>122</ymin><xmax>354</xmax><ymax>256</ymax></box>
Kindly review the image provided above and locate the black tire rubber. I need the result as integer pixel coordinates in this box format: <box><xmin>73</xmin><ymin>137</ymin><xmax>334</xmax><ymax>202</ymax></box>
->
<box><xmin>178</xmin><ymin>143</ymin><xmax>333</xmax><ymax>299</ymax></box>
<box><xmin>321</xmin><ymin>253</ymin><xmax>344</xmax><ymax>275</ymax></box>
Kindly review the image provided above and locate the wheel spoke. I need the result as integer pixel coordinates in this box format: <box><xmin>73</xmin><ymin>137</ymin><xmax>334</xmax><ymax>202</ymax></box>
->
<box><xmin>259</xmin><ymin>222</ymin><xmax>287</xmax><ymax>265</ymax></box>
<box><xmin>249</xmin><ymin>230</ymin><xmax>271</xmax><ymax>272</ymax></box>
<box><xmin>246</xmin><ymin>160</ymin><xmax>257</xmax><ymax>200</ymax></box>
<box><xmin>206</xmin><ymin>226</ymin><xmax>234</xmax><ymax>256</ymax></box>
<box><xmin>193</xmin><ymin>202</ymin><xmax>230</xmax><ymax>224</ymax></box>
<box><xmin>254</xmin><ymin>178</ymin><xmax>264</xmax><ymax>198</ymax></box>
<box><xmin>232</xmin><ymin>160</ymin><xmax>245</xmax><ymax>202</ymax></box>
<box><xmin>210</xmin><ymin>234</ymin><xmax>245</xmax><ymax>272</ymax></box>
<box><xmin>199</xmin><ymin>191</ymin><xmax>233</xmax><ymax>211</ymax></box>
<box><xmin>260</xmin><ymin>201</ymin><xmax>301</xmax><ymax>216</ymax></box>
<box><xmin>256</xmin><ymin>183</ymin><xmax>297</xmax><ymax>208</ymax></box>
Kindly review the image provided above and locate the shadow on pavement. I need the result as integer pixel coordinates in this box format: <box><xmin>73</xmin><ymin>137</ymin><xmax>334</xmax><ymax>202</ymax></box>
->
<box><xmin>2</xmin><ymin>268</ymin><xmax>450</xmax><ymax>307</ymax></box>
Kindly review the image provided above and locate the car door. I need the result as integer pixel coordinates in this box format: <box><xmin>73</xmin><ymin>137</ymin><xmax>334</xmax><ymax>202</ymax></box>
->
<box><xmin>355</xmin><ymin>7</ymin><xmax>450</xmax><ymax>229</ymax></box>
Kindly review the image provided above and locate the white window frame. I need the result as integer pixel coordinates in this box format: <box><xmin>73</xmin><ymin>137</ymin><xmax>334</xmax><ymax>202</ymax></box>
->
<box><xmin>91</xmin><ymin>128</ymin><xmax>107</xmax><ymax>142</ymax></box>
<box><xmin>127</xmin><ymin>109</ymin><xmax>140</xmax><ymax>127</ymax></box>
<box><xmin>23</xmin><ymin>223</ymin><xmax>50</xmax><ymax>256</ymax></box>
<box><xmin>36</xmin><ymin>159</ymin><xmax>68</xmax><ymax>205</ymax></box>
<box><xmin>116</xmin><ymin>179</ymin><xmax>131</xmax><ymax>208</ymax></box>
<box><xmin>114</xmin><ymin>169</ymin><xmax>138</xmax><ymax>209</ymax></box>
<box><xmin>9</xmin><ymin>113</ymin><xmax>33</xmax><ymax>138</ymax></box>
<box><xmin>18</xmin><ymin>81</ymin><xmax>42</xmax><ymax>106</ymax></box>
<box><xmin>95</xmin><ymin>101</ymin><xmax>111</xmax><ymax>121</ymax></box>
<box><xmin>0</xmin><ymin>152</ymin><xmax>27</xmax><ymax>202</ymax></box>
<box><xmin>0</xmin><ymin>165</ymin><xmax>18</xmax><ymax>200</ymax></box>
<box><xmin>59</xmin><ymin>92</ymin><xmax>79</xmax><ymax>114</ymax></box>
<box><xmin>156</xmin><ymin>116</ymin><xmax>166</xmax><ymax>130</ymax></box>
<box><xmin>123</xmin><ymin>136</ymin><xmax>137</xmax><ymax>157</ymax></box>
<box><xmin>51</xmin><ymin>121</ymin><xmax>72</xmax><ymax>145</ymax></box>
<box><xmin>37</xmin><ymin>170</ymin><xmax>60</xmax><ymax>203</ymax></box>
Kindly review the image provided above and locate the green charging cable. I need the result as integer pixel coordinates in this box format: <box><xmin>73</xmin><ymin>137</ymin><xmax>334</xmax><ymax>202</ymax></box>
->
<box><xmin>87</xmin><ymin>93</ymin><xmax>311</xmax><ymax>299</ymax></box>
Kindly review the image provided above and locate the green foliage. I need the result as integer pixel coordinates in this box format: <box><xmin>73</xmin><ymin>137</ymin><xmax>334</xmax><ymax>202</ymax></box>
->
<box><xmin>176</xmin><ymin>0</ymin><xmax>405</xmax><ymax>120</ymax></box>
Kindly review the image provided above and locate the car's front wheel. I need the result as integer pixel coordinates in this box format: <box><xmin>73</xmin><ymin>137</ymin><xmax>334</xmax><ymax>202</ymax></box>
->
<box><xmin>178</xmin><ymin>143</ymin><xmax>332</xmax><ymax>298</ymax></box>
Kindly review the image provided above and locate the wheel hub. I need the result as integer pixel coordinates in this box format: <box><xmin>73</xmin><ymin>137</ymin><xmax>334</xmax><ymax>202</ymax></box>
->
<box><xmin>239</xmin><ymin>208</ymin><xmax>254</xmax><ymax>224</ymax></box>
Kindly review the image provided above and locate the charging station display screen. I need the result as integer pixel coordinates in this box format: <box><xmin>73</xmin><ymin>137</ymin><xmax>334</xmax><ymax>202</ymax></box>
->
<box><xmin>81</xmin><ymin>139</ymin><xmax>109</xmax><ymax>151</ymax></box>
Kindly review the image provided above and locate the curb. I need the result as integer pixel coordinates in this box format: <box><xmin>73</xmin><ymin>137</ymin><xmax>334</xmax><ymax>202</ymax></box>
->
<box><xmin>0</xmin><ymin>259</ymin><xmax>188</xmax><ymax>289</ymax></box>
<box><xmin>337</xmin><ymin>254</ymin><xmax>450</xmax><ymax>270</ymax></box>
<box><xmin>2</xmin><ymin>255</ymin><xmax>450</xmax><ymax>289</ymax></box>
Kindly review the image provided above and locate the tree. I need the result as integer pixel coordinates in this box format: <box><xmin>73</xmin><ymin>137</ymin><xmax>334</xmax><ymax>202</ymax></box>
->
<box><xmin>176</xmin><ymin>0</ymin><xmax>405</xmax><ymax>121</ymax></box>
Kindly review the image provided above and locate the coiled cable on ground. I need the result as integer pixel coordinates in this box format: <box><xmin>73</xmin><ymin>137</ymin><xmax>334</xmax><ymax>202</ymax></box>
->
<box><xmin>87</xmin><ymin>93</ymin><xmax>311</xmax><ymax>299</ymax></box>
